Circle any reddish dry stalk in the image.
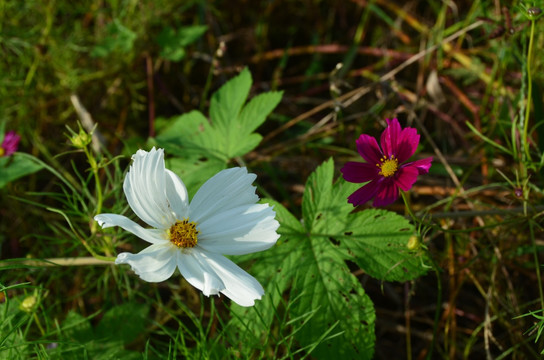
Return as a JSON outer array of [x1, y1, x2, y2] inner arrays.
[[250, 44, 413, 63]]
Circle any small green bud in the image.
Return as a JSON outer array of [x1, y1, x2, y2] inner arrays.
[[407, 236, 421, 251], [71, 128, 92, 149], [19, 295, 38, 313]]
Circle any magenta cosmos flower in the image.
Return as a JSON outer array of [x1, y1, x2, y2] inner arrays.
[[341, 118, 432, 207], [0, 131, 20, 157]]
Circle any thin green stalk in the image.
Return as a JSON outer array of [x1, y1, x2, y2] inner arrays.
[[521, 13, 543, 312], [523, 18, 536, 162], [400, 191, 418, 224], [401, 191, 442, 360], [84, 146, 103, 234], [32, 312, 45, 336]]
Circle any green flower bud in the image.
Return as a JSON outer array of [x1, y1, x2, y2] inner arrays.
[[71, 128, 92, 149], [19, 295, 38, 313]]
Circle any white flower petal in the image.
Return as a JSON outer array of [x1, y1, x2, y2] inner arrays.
[[178, 249, 264, 306], [198, 204, 279, 255], [177, 250, 224, 296], [116, 243, 177, 282], [123, 148, 176, 229], [94, 214, 168, 244], [165, 169, 189, 219], [189, 167, 258, 223], [202, 250, 265, 307]]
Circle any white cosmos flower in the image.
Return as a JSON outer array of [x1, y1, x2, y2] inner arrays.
[[94, 147, 280, 307]]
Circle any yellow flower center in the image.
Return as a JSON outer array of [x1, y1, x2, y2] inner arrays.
[[377, 156, 398, 177], [0, 148, 4, 157], [168, 219, 199, 248]]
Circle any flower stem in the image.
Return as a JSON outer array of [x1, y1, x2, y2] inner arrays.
[[400, 191, 418, 224], [401, 190, 441, 359], [84, 146, 103, 234], [0, 257, 115, 267], [33, 312, 46, 336], [522, 18, 536, 163], [521, 16, 543, 310]]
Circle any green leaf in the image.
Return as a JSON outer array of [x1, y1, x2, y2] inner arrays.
[[157, 25, 207, 61], [228, 159, 429, 358], [290, 237, 376, 359], [210, 68, 252, 137], [302, 158, 358, 234], [156, 110, 229, 162], [296, 159, 376, 358], [91, 19, 136, 58], [0, 153, 43, 189], [155, 68, 282, 162], [165, 155, 226, 198], [302, 160, 428, 282], [340, 209, 429, 282], [228, 161, 376, 358]]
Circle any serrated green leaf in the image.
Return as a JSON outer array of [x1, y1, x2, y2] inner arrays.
[[156, 110, 228, 162], [341, 209, 429, 282], [210, 68, 252, 135], [230, 163, 376, 358], [156, 68, 282, 161], [302, 159, 428, 282], [302, 158, 358, 233], [237, 92, 283, 133], [295, 159, 376, 358], [0, 153, 43, 189], [291, 236, 376, 359], [229, 133, 262, 160]]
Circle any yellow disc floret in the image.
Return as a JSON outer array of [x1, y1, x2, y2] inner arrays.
[[377, 155, 398, 177], [169, 219, 199, 248]]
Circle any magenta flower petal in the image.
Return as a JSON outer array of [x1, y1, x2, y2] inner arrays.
[[396, 127, 420, 163], [342, 118, 432, 207], [373, 181, 399, 207], [341, 161, 379, 183], [1, 131, 20, 156], [394, 166, 419, 191], [380, 118, 402, 157], [355, 134, 382, 164], [347, 180, 380, 206], [407, 157, 433, 175]]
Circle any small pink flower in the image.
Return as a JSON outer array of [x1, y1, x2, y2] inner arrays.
[[341, 118, 432, 207], [1, 131, 20, 157]]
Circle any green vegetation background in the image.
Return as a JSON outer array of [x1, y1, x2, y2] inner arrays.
[[2, 0, 544, 359]]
